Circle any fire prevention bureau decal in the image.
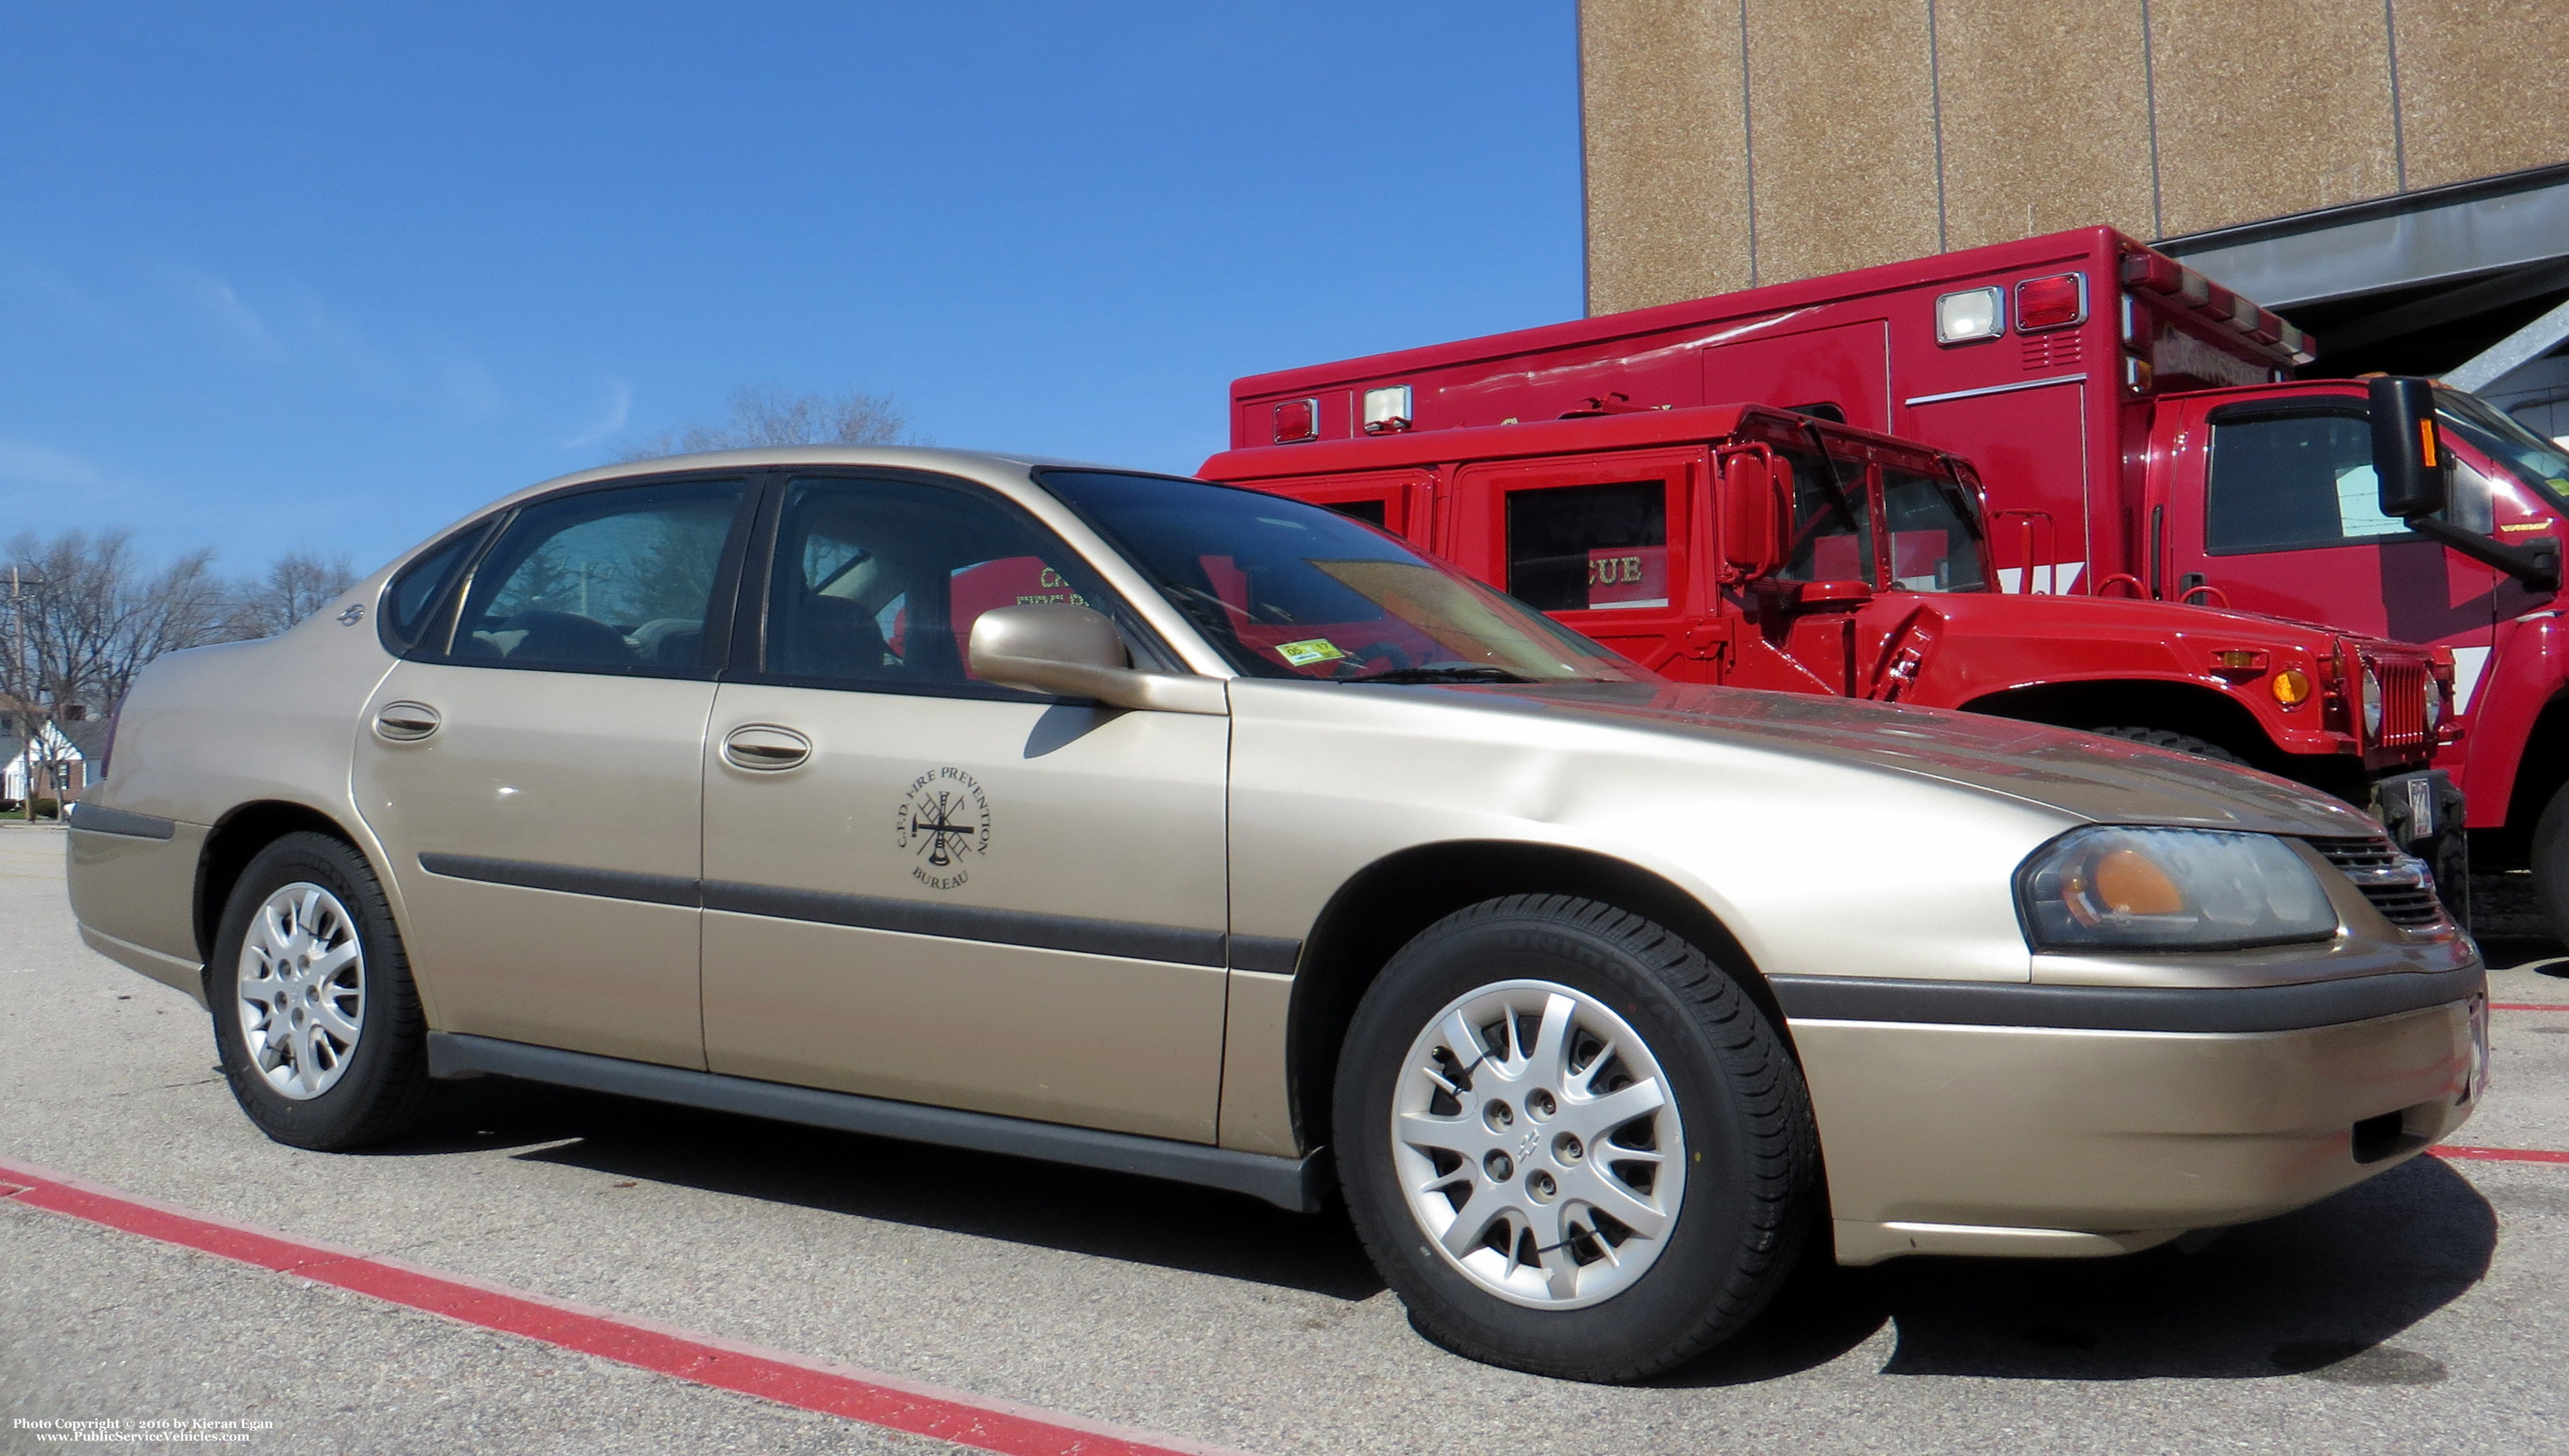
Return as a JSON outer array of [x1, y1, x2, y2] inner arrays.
[[897, 767, 992, 890]]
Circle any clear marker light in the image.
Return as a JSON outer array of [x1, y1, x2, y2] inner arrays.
[[1936, 287, 2005, 343]]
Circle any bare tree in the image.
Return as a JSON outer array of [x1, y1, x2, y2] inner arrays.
[[2, 530, 233, 813], [229, 548, 359, 638], [612, 383, 916, 463]]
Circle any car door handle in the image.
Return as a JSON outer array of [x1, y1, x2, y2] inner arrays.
[[721, 724, 812, 772], [374, 702, 441, 742]]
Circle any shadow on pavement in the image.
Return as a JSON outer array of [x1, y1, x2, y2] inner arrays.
[[1665, 1153, 2495, 1386], [367, 1068, 2494, 1371], [387, 1075, 1388, 1302]]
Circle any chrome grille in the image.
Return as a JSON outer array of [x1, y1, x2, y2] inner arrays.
[[2369, 657, 2429, 750], [2304, 835, 2445, 928]]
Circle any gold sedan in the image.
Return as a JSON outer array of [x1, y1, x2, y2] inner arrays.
[[66, 449, 2485, 1381]]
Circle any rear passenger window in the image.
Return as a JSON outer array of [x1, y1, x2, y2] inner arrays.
[[762, 475, 1119, 691], [449, 479, 746, 673], [1504, 480, 1670, 612], [380, 522, 491, 654]]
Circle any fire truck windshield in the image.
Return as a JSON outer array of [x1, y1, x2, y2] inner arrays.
[[1040, 469, 1651, 684], [2437, 390, 2569, 516], [1880, 467, 1989, 592]]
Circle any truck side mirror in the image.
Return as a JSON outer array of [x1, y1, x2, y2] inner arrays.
[[1719, 450, 1789, 578], [2370, 375, 2450, 520]]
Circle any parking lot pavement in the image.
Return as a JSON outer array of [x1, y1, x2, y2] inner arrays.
[[6, 821, 2566, 1455]]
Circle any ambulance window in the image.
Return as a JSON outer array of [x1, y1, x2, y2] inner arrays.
[[1504, 480, 1670, 613], [2205, 412, 2410, 552]]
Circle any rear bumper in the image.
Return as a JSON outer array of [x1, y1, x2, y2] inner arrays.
[[1780, 968, 2483, 1264]]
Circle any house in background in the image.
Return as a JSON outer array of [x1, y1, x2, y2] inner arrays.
[[1, 720, 104, 807]]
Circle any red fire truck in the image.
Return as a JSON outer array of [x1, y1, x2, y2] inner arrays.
[[1205, 227, 2532, 907], [1199, 397, 2459, 902]]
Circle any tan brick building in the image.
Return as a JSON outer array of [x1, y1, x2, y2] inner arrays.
[[1580, 0, 2569, 433]]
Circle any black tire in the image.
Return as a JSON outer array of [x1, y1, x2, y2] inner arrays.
[[2088, 724, 2247, 765], [1333, 894, 1817, 1382], [209, 831, 434, 1150], [2530, 781, 2569, 947]]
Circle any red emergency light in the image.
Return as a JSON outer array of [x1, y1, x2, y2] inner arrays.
[[1273, 397, 1319, 444], [2015, 274, 2086, 331]]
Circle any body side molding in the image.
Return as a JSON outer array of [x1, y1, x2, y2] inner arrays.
[[1770, 964, 2485, 1034], [416, 852, 1298, 972], [63, 803, 178, 839], [424, 1032, 1326, 1212]]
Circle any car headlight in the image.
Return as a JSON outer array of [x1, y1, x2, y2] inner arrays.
[[2018, 827, 2339, 952], [2360, 665, 2384, 738], [2425, 683, 2445, 734]]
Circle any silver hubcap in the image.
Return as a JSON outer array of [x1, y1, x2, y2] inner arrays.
[[235, 882, 366, 1100], [1392, 979, 1686, 1309]]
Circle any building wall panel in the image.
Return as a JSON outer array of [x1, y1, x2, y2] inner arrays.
[[1934, 0, 2156, 251]]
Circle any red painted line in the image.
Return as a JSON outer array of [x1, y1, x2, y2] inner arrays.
[[2434, 1144, 2569, 1165], [0, 1157, 1250, 1456], [2491, 1002, 2569, 1012]]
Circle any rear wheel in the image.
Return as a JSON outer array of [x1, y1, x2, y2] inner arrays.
[[1334, 894, 1817, 1382], [209, 832, 434, 1150], [2088, 725, 2246, 764]]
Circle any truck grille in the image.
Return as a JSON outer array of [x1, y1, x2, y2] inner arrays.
[[2303, 835, 2446, 928], [2370, 657, 2429, 750]]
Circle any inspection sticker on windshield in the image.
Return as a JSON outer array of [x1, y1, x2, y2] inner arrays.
[[1276, 637, 1347, 667]]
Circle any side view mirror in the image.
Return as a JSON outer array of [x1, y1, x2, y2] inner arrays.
[[1718, 449, 1791, 578], [2370, 375, 2451, 520], [966, 604, 1228, 715], [2368, 375, 2560, 590]]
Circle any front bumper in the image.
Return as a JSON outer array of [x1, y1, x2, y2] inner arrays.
[[1778, 966, 2483, 1265]]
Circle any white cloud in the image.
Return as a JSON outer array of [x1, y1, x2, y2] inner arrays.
[[562, 378, 632, 447], [181, 272, 282, 359], [0, 439, 108, 491]]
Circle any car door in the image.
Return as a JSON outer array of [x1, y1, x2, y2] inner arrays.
[[2160, 397, 2500, 657], [697, 470, 1230, 1142], [354, 474, 751, 1069]]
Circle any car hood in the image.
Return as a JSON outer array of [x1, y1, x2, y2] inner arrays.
[[1410, 680, 2383, 838]]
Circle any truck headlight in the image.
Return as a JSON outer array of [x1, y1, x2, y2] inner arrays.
[[2018, 827, 2338, 951], [2360, 666, 2385, 738]]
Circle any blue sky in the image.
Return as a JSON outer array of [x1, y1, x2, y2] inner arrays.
[[0, 3, 1581, 579]]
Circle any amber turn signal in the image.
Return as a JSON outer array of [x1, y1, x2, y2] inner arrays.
[[2271, 667, 2313, 708], [2090, 848, 2186, 917]]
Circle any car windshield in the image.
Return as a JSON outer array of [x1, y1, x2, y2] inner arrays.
[[2438, 389, 2569, 516], [1879, 467, 1988, 591], [1038, 470, 1652, 683]]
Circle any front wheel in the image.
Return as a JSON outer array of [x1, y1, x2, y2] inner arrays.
[[209, 832, 434, 1150], [1333, 894, 1817, 1382], [2528, 781, 2569, 947]]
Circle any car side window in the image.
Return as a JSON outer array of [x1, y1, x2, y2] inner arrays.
[[2205, 413, 2398, 552], [2207, 411, 2499, 556], [448, 478, 746, 673], [1504, 480, 1670, 612], [1775, 445, 1876, 585], [379, 522, 492, 655], [763, 475, 1119, 690]]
